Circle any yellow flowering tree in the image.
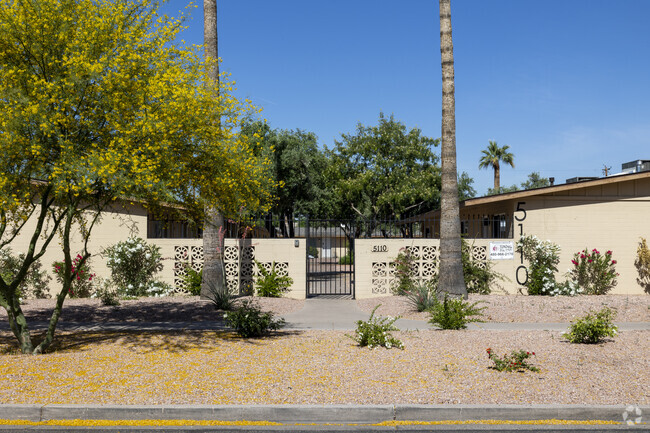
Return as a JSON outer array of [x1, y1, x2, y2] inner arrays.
[[0, 0, 274, 354]]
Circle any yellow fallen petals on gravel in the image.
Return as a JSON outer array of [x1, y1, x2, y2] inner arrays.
[[1, 330, 648, 405]]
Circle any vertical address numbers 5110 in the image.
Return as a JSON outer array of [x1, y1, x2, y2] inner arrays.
[[515, 201, 528, 286]]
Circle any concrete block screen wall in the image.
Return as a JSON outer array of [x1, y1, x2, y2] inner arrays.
[[354, 239, 516, 298], [163, 238, 306, 299]]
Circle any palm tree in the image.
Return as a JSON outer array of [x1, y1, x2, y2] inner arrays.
[[479, 140, 515, 192], [438, 0, 467, 298], [201, 0, 226, 299]]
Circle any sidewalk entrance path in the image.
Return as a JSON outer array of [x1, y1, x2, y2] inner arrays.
[[281, 298, 430, 330]]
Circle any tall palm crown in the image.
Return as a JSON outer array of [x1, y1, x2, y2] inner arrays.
[[478, 140, 515, 191]]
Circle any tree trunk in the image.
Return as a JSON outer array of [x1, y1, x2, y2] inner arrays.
[[438, 0, 467, 298], [6, 298, 34, 353], [494, 164, 500, 191], [201, 0, 226, 299]]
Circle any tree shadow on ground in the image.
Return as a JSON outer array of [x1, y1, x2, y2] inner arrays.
[[0, 328, 303, 355], [0, 298, 224, 323]]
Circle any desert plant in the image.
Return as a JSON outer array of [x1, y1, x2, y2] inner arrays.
[[349, 305, 404, 349], [183, 265, 202, 296], [392, 247, 416, 295], [307, 246, 319, 258], [635, 238, 650, 294], [487, 348, 539, 372], [563, 307, 618, 344], [52, 255, 95, 298], [404, 279, 439, 312], [92, 277, 120, 306], [428, 293, 485, 330], [223, 299, 285, 337], [254, 261, 293, 297], [211, 289, 235, 311], [568, 248, 618, 295], [102, 237, 168, 297], [0, 248, 51, 300]]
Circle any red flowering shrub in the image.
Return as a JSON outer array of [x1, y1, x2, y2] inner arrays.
[[568, 248, 618, 295], [487, 348, 539, 372]]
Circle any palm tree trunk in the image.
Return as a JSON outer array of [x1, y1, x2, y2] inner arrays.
[[494, 164, 500, 191], [201, 0, 226, 299], [438, 0, 467, 298]]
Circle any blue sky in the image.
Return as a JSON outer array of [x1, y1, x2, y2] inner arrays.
[[160, 0, 650, 196]]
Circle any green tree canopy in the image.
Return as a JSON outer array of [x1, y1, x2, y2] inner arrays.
[[241, 121, 329, 236], [520, 172, 550, 190], [0, 0, 274, 353], [327, 113, 441, 222]]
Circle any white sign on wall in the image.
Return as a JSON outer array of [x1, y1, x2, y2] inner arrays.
[[489, 241, 514, 260]]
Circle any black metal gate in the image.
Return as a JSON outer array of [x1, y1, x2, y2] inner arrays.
[[305, 219, 354, 297]]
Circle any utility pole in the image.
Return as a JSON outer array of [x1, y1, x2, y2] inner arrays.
[[602, 164, 612, 176]]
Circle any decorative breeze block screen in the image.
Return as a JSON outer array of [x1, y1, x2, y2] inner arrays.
[[370, 245, 487, 294], [173, 245, 288, 295]]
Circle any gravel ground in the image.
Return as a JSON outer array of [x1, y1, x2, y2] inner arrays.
[[357, 294, 650, 323], [0, 294, 648, 406], [0, 329, 647, 405], [4, 294, 648, 324]]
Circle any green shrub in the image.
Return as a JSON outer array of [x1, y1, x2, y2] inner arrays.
[[102, 237, 168, 297], [92, 277, 120, 306], [563, 307, 618, 344], [404, 279, 439, 312], [636, 238, 650, 294], [516, 234, 566, 296], [183, 265, 202, 296], [568, 248, 618, 295], [52, 255, 95, 298], [428, 293, 485, 330], [223, 299, 285, 337], [349, 305, 404, 349], [339, 252, 354, 265], [254, 261, 293, 297], [392, 248, 416, 295], [486, 348, 539, 372], [462, 240, 505, 294], [307, 246, 319, 258], [0, 248, 51, 299]]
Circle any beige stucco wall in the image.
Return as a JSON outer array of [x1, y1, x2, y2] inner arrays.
[[5, 201, 148, 296], [354, 238, 516, 298], [519, 195, 649, 295]]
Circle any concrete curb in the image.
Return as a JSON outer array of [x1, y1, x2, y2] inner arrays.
[[1, 404, 646, 424]]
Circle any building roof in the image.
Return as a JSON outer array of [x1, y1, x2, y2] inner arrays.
[[407, 170, 650, 220]]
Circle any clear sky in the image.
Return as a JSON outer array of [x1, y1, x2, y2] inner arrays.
[[159, 0, 650, 196]]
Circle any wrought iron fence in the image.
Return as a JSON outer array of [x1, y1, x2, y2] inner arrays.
[[219, 215, 514, 240]]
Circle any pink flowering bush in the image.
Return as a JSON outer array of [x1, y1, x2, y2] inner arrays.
[[52, 254, 95, 298], [568, 248, 618, 295]]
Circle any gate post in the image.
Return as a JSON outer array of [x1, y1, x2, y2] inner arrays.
[[305, 216, 310, 298]]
